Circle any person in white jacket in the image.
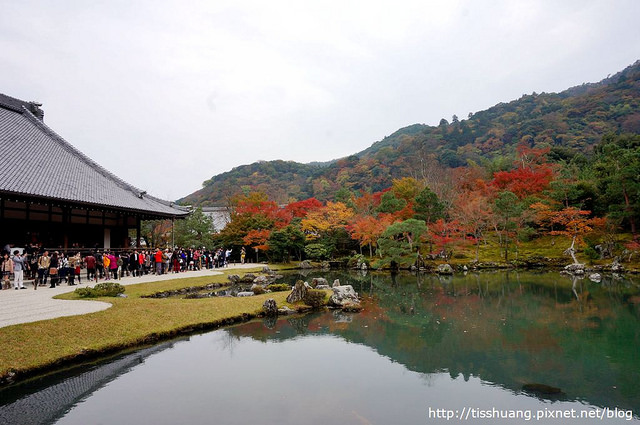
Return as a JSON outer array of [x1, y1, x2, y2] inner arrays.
[[11, 250, 27, 289]]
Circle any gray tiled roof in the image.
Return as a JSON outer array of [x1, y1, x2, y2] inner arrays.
[[0, 93, 189, 217]]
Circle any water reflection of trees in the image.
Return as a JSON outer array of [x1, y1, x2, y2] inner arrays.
[[236, 270, 640, 412]]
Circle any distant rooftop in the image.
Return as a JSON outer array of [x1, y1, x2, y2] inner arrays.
[[0, 93, 188, 217]]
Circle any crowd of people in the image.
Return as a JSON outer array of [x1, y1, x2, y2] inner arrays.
[[1, 245, 236, 290]]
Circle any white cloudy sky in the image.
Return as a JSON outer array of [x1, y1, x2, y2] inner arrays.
[[2, 0, 639, 201]]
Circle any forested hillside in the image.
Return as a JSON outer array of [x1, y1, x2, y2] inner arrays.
[[179, 60, 640, 206]]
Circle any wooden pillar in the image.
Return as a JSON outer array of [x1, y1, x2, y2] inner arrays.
[[136, 217, 141, 248]]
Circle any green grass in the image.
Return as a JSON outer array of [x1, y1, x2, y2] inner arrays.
[[0, 267, 310, 384]]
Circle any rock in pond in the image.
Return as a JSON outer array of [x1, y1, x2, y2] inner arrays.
[[311, 277, 328, 288], [589, 273, 602, 283], [564, 263, 585, 274], [329, 285, 360, 308], [436, 264, 454, 275]]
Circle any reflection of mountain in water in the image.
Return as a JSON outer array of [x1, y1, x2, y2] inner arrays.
[[229, 271, 640, 412], [0, 342, 176, 425]]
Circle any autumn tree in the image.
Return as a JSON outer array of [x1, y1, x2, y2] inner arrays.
[[391, 177, 422, 202], [347, 214, 394, 257], [451, 191, 493, 261], [491, 141, 554, 199], [428, 219, 468, 260], [284, 197, 323, 218], [301, 201, 355, 258], [532, 203, 606, 264]]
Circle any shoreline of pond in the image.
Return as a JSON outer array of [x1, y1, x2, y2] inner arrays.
[[0, 264, 636, 389]]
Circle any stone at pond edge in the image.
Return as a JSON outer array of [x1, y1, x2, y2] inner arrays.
[[227, 274, 241, 283], [332, 279, 341, 288], [299, 260, 312, 269], [286, 280, 308, 303], [253, 275, 270, 285], [610, 260, 624, 273], [341, 301, 363, 312], [589, 273, 602, 283], [311, 277, 328, 288], [564, 263, 585, 274], [329, 285, 360, 308], [436, 264, 454, 275], [263, 298, 278, 317], [240, 273, 257, 283], [278, 306, 295, 315], [237, 291, 254, 297]]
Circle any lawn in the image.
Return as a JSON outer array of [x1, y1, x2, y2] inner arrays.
[[0, 267, 296, 385]]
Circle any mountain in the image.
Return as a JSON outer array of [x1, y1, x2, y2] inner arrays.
[[179, 60, 640, 206]]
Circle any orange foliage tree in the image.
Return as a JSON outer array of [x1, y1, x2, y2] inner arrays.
[[531, 203, 606, 264], [451, 191, 493, 261], [301, 201, 355, 240], [347, 214, 394, 257]]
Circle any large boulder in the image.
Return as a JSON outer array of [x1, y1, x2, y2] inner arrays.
[[286, 280, 309, 303], [299, 260, 312, 269], [610, 260, 624, 273], [311, 277, 328, 288], [278, 306, 296, 315], [436, 264, 454, 275], [263, 299, 278, 317], [227, 274, 241, 284], [329, 285, 360, 308], [253, 275, 270, 285], [564, 263, 585, 275], [240, 273, 257, 283]]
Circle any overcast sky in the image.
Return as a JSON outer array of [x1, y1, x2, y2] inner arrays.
[[2, 0, 639, 201]]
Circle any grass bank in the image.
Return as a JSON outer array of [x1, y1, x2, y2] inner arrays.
[[0, 267, 301, 386]]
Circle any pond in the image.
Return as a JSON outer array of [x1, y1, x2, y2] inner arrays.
[[1, 271, 639, 424]]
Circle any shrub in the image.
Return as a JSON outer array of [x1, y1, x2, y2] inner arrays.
[[251, 285, 266, 295], [347, 254, 369, 268], [303, 289, 327, 308], [304, 243, 329, 260], [266, 283, 291, 292], [75, 281, 125, 298]]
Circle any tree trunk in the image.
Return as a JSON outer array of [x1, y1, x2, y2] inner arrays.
[[564, 235, 579, 264]]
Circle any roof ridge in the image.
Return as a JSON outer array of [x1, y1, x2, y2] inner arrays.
[[20, 106, 148, 198]]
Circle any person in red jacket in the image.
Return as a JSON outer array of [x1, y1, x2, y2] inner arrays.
[[138, 251, 145, 275], [84, 253, 96, 281], [154, 248, 163, 275]]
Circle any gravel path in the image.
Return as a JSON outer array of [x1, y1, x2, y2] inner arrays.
[[0, 263, 262, 328]]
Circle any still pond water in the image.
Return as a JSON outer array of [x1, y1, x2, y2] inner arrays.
[[1, 271, 639, 425]]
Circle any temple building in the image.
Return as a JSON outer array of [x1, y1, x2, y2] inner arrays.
[[0, 93, 189, 250]]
